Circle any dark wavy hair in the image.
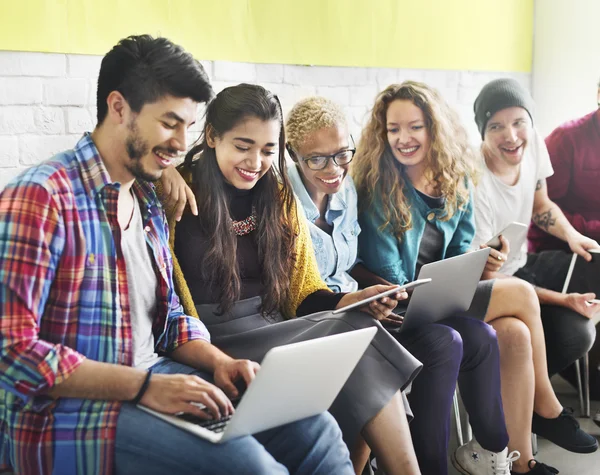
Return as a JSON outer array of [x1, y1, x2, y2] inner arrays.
[[180, 84, 296, 315], [96, 35, 213, 124]]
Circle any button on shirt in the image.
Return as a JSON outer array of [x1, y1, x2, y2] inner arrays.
[[0, 134, 210, 474], [288, 164, 360, 293]]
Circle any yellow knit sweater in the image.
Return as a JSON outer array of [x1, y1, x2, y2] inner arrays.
[[156, 178, 331, 320]]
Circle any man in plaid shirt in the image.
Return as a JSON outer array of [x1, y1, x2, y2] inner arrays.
[[0, 35, 352, 475]]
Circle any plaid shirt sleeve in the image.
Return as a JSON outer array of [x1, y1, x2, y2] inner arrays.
[[153, 207, 211, 354], [158, 291, 211, 354], [0, 181, 85, 406]]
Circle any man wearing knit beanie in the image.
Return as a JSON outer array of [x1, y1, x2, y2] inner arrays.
[[474, 78, 535, 140], [470, 78, 599, 474]]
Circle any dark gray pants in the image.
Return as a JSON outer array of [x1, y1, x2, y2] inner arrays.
[[514, 251, 596, 377], [195, 297, 422, 445]]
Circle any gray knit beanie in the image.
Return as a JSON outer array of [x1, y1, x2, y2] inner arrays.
[[474, 78, 534, 139]]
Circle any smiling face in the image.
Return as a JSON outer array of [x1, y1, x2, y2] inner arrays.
[[482, 106, 531, 168], [386, 99, 430, 171], [294, 124, 351, 198], [208, 116, 280, 190], [122, 95, 198, 182]]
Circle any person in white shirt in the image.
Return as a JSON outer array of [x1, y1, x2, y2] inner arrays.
[[471, 78, 599, 472]]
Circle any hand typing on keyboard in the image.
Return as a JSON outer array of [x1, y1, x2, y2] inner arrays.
[[189, 392, 243, 412], [178, 396, 243, 433], [140, 373, 234, 421], [213, 358, 260, 398], [176, 411, 233, 433]]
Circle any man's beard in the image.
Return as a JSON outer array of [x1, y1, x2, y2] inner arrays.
[[124, 118, 160, 182]]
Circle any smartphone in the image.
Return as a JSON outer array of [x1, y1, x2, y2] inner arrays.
[[486, 222, 528, 250], [332, 278, 432, 314]]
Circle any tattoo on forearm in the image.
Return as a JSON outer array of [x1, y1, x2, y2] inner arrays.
[[535, 179, 544, 191], [533, 209, 556, 231]]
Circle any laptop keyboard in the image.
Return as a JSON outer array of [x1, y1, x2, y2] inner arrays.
[[175, 396, 242, 433], [176, 412, 233, 433]]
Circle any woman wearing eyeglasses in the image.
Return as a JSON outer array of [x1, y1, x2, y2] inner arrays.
[[285, 97, 408, 298], [286, 98, 412, 473], [285, 97, 363, 293]]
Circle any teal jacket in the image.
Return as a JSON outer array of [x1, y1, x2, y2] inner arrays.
[[358, 175, 475, 285]]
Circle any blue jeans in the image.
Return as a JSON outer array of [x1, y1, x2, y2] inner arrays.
[[114, 359, 353, 475]]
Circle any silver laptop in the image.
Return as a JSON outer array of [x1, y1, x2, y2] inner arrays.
[[399, 248, 491, 332], [138, 327, 376, 443]]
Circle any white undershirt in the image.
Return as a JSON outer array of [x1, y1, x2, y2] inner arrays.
[[472, 128, 554, 275], [121, 194, 162, 369]]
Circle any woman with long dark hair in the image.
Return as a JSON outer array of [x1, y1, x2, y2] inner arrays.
[[160, 83, 423, 475]]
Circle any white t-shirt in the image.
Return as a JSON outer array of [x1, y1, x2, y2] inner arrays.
[[121, 194, 162, 369], [472, 128, 554, 276]]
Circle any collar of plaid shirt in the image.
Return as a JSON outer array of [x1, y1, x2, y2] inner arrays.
[[0, 134, 209, 474]]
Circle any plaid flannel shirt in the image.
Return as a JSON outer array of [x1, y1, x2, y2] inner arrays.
[[0, 134, 210, 474]]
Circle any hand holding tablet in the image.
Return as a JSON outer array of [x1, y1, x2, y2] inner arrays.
[[486, 222, 528, 250], [332, 278, 432, 314]]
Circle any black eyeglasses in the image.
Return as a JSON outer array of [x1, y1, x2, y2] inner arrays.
[[288, 136, 356, 170]]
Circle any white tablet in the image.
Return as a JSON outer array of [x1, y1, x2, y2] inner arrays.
[[486, 222, 528, 250], [332, 278, 432, 314]]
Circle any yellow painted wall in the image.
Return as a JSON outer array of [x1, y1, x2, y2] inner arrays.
[[0, 0, 533, 72]]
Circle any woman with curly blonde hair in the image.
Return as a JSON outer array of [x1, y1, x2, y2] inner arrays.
[[353, 81, 567, 475], [353, 82, 478, 239], [350, 82, 517, 474]]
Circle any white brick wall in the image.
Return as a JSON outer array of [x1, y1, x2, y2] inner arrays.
[[0, 51, 531, 191]]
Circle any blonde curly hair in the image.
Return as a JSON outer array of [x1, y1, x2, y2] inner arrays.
[[286, 96, 347, 151], [352, 81, 478, 239]]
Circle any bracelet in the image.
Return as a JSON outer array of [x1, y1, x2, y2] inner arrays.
[[131, 368, 153, 405]]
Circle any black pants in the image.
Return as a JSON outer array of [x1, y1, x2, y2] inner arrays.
[[390, 316, 507, 475], [560, 322, 600, 400], [514, 251, 597, 380]]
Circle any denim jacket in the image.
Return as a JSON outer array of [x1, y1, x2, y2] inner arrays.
[[288, 164, 360, 292]]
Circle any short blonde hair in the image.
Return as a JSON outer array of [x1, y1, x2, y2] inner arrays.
[[286, 96, 347, 151]]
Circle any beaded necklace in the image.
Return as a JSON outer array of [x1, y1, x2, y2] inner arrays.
[[231, 207, 257, 236]]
